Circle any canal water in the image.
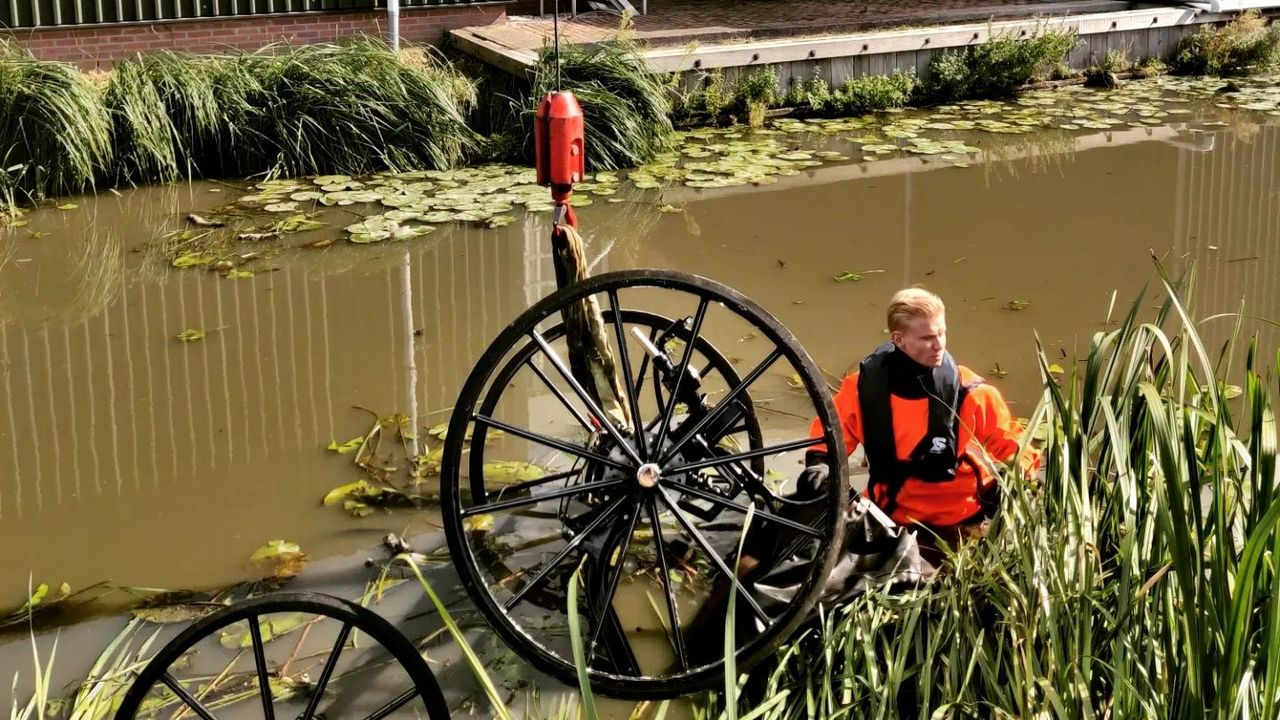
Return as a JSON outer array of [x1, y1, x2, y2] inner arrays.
[[1, 76, 1278, 714]]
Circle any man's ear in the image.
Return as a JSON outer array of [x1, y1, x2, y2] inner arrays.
[[889, 329, 902, 346]]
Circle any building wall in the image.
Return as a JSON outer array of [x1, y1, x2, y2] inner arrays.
[[3, 3, 508, 69]]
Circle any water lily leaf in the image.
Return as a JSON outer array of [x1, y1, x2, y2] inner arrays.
[[219, 613, 309, 648], [483, 461, 547, 483], [327, 436, 363, 454], [264, 202, 299, 213], [464, 515, 494, 533], [290, 191, 323, 202], [176, 329, 205, 343], [250, 539, 308, 578], [348, 232, 389, 244], [484, 216, 515, 229]]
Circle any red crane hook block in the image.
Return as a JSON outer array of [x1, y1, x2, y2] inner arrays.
[[534, 91, 585, 228]]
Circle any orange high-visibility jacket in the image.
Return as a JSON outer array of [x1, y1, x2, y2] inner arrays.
[[808, 364, 1036, 527]]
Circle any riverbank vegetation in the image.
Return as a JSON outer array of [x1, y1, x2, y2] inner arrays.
[[2, 12, 1278, 214]]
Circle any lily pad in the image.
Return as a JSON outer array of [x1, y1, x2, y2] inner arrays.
[[219, 613, 310, 648]]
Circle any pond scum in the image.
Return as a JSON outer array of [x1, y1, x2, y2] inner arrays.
[[7, 267, 1280, 719]]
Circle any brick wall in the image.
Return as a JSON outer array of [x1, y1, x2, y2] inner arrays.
[[4, 3, 509, 69]]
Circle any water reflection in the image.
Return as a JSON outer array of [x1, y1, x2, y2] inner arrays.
[[0, 115, 1276, 610]]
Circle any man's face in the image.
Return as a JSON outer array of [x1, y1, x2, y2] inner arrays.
[[892, 313, 947, 367]]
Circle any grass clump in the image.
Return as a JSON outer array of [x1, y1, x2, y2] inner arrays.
[[1084, 48, 1131, 88], [521, 37, 675, 171], [1172, 10, 1280, 77], [0, 43, 112, 207], [919, 29, 1079, 102]]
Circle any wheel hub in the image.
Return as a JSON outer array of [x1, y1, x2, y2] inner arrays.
[[635, 462, 661, 488]]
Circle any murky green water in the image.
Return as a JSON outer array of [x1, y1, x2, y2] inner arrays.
[[2, 76, 1278, 713]]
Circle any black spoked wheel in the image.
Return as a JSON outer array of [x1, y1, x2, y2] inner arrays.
[[114, 593, 449, 720], [440, 270, 848, 699]]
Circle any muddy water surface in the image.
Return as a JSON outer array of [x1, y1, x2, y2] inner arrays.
[[2, 80, 1279, 713]]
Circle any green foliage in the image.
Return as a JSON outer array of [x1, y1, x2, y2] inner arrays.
[[1172, 10, 1280, 77], [735, 68, 780, 125], [919, 29, 1079, 102], [0, 43, 112, 204], [702, 266, 1280, 719], [826, 71, 916, 114], [523, 37, 675, 170], [2, 40, 477, 205]]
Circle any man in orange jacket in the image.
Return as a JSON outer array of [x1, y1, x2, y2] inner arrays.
[[802, 287, 1037, 547]]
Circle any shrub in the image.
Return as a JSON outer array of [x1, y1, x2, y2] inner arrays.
[[827, 71, 917, 114], [919, 29, 1079, 102], [1171, 10, 1280, 77]]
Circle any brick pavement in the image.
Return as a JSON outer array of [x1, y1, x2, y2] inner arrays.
[[482, 0, 1144, 49]]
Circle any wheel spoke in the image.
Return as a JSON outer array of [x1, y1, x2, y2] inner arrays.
[[587, 506, 643, 654], [361, 688, 417, 720], [665, 437, 824, 476], [646, 496, 689, 672], [503, 495, 630, 611], [525, 358, 596, 432], [608, 294, 648, 461], [530, 330, 642, 467], [667, 482, 823, 538], [161, 673, 220, 720], [299, 622, 353, 720], [472, 414, 630, 473], [631, 326, 660, 404], [657, 488, 771, 626], [462, 477, 628, 517], [248, 617, 276, 720], [659, 348, 783, 466], [653, 299, 709, 456]]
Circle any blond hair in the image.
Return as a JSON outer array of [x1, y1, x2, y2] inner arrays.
[[887, 288, 945, 332]]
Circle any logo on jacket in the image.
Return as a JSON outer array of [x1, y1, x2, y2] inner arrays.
[[929, 437, 949, 454]]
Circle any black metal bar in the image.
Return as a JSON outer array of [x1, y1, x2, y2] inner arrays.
[[653, 299, 708, 456], [530, 329, 642, 467], [608, 292, 648, 461], [659, 349, 783, 466], [657, 488, 770, 625], [248, 617, 276, 720], [525, 357, 596, 433], [160, 673, 220, 720], [502, 494, 629, 610], [300, 622, 352, 720], [461, 477, 627, 517], [646, 496, 688, 671], [471, 414, 630, 473], [668, 482, 823, 538], [665, 437, 823, 476], [587, 505, 642, 653], [361, 688, 417, 720]]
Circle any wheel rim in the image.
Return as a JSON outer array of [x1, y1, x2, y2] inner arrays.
[[440, 270, 848, 699], [114, 593, 449, 720]]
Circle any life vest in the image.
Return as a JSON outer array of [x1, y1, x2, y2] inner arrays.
[[856, 342, 982, 516]]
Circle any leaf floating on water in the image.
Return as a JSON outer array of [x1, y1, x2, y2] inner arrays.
[[657, 204, 684, 214], [482, 461, 547, 483], [787, 373, 805, 390], [56, 203, 78, 210], [834, 271, 863, 282], [176, 329, 205, 343], [224, 269, 254, 279], [263, 202, 299, 213], [1003, 300, 1032, 311], [132, 595, 224, 624], [219, 613, 309, 649], [1047, 363, 1065, 375], [250, 539, 308, 578], [464, 514, 494, 533], [327, 436, 364, 454], [989, 363, 1009, 379]]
